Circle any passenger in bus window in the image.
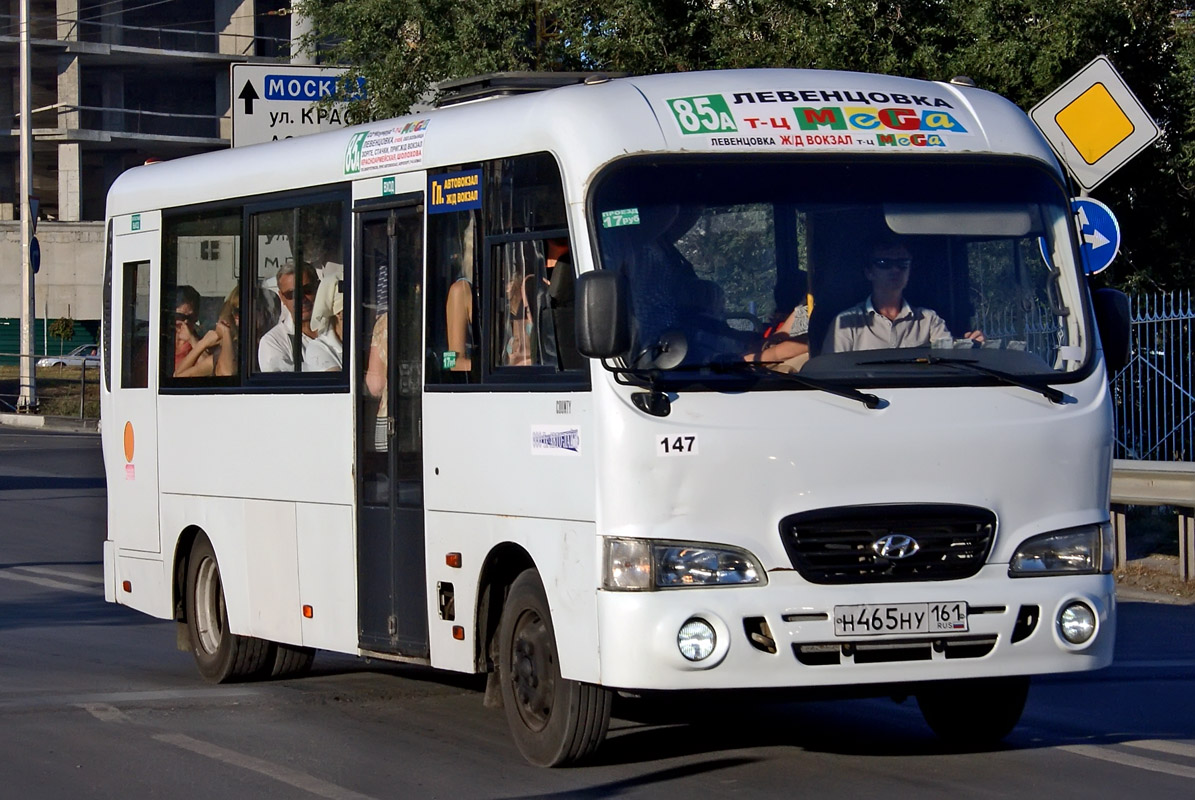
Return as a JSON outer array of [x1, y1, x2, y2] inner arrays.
[[445, 273, 475, 371], [175, 287, 238, 377], [258, 261, 343, 372], [745, 295, 812, 371], [503, 272, 536, 366], [172, 285, 204, 377], [535, 237, 577, 367], [366, 312, 389, 450], [823, 239, 984, 353]]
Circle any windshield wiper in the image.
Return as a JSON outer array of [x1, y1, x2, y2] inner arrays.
[[713, 361, 885, 409], [859, 354, 1068, 404]]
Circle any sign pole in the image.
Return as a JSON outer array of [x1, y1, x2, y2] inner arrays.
[[18, 0, 37, 412]]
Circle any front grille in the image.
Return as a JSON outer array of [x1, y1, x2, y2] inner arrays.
[[779, 504, 996, 584]]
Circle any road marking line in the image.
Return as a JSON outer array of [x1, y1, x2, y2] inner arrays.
[[1061, 744, 1195, 780], [1123, 739, 1195, 759], [154, 733, 379, 800], [0, 570, 97, 594], [1112, 660, 1195, 669], [79, 703, 131, 723], [19, 565, 104, 584], [0, 688, 259, 711]]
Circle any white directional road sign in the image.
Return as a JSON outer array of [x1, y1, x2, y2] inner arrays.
[[1031, 55, 1159, 191], [231, 64, 361, 148]]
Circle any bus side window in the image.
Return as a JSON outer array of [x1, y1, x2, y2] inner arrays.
[[427, 208, 480, 384], [161, 210, 242, 385], [250, 200, 346, 376], [120, 261, 150, 389]]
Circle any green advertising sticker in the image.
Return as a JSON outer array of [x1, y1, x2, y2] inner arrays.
[[602, 208, 641, 228], [442, 350, 458, 369]]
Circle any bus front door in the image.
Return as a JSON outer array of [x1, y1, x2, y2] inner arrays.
[[356, 197, 428, 658]]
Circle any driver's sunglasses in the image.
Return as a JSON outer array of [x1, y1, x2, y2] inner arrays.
[[175, 311, 197, 323], [871, 257, 911, 271], [280, 283, 317, 301]]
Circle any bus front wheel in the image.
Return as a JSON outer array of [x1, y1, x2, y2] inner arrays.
[[916, 675, 1029, 746], [184, 536, 271, 683], [498, 569, 611, 766]]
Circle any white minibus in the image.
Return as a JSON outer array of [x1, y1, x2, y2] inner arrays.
[[101, 68, 1130, 765]]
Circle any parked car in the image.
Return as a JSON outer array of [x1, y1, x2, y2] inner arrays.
[[37, 344, 100, 368]]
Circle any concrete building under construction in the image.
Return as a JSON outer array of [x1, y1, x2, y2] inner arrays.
[[1, 0, 294, 357]]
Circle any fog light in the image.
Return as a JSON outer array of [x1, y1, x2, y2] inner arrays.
[[677, 618, 716, 661], [1058, 602, 1096, 644]]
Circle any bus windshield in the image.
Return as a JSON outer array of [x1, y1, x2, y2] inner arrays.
[[591, 156, 1088, 387]]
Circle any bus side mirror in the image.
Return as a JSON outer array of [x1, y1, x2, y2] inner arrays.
[[576, 271, 630, 359], [1092, 287, 1130, 375]]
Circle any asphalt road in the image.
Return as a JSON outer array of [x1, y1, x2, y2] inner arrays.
[[1, 427, 1193, 799]]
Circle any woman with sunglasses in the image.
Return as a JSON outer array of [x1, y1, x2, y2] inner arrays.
[[171, 285, 208, 377], [823, 238, 983, 353]]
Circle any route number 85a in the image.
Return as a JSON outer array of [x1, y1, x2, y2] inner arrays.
[[666, 95, 737, 135]]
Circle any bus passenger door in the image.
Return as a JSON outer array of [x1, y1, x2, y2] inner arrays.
[[107, 216, 162, 555], [356, 196, 428, 657]]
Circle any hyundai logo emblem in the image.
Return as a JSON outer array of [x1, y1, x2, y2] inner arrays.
[[872, 533, 920, 559]]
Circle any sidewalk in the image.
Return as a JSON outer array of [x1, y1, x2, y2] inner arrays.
[[0, 412, 99, 433]]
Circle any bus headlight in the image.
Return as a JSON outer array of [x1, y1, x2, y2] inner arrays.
[[1009, 524, 1113, 577], [603, 538, 765, 590]]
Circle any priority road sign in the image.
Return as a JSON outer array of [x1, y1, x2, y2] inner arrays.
[[231, 64, 364, 148], [1030, 56, 1159, 192]]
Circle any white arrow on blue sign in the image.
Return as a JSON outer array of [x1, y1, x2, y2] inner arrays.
[[1072, 197, 1120, 275]]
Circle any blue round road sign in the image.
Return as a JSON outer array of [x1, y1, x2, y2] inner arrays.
[[30, 235, 40, 274], [1072, 198, 1120, 275]]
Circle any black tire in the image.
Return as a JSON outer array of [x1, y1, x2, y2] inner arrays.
[[184, 535, 271, 683], [270, 643, 315, 678], [498, 569, 611, 767], [916, 676, 1030, 747]]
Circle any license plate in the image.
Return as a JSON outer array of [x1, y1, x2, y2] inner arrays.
[[833, 602, 968, 636]]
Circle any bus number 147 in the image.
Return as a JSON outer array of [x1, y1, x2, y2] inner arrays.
[[658, 435, 698, 456]]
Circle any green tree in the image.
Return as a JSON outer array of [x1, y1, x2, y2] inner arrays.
[[48, 316, 75, 356]]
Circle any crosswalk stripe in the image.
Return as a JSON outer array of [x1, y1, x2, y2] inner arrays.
[[1060, 743, 1195, 780], [18, 565, 104, 584], [1123, 739, 1195, 759], [0, 570, 97, 594], [154, 733, 380, 800]]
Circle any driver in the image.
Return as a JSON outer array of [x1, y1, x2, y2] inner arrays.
[[823, 239, 983, 353]]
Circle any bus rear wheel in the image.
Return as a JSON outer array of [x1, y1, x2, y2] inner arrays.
[[498, 569, 611, 767], [916, 675, 1029, 747], [185, 536, 271, 683], [270, 643, 315, 678]]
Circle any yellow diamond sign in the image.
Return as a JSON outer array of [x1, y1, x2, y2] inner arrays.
[[1031, 56, 1158, 191]]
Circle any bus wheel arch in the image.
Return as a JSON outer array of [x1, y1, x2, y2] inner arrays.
[[172, 525, 204, 622], [476, 542, 536, 679], [182, 532, 271, 683], [497, 567, 612, 766]]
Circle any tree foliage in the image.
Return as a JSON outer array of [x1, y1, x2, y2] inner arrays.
[[297, 0, 1195, 289], [48, 317, 74, 353]]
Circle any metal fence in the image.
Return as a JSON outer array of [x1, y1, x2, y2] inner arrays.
[[1112, 290, 1194, 462]]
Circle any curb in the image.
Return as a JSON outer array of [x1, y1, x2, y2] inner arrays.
[[1116, 585, 1195, 606], [0, 412, 99, 433]]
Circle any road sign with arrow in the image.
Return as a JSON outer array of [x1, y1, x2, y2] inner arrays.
[[1072, 197, 1120, 275], [230, 63, 363, 148]]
